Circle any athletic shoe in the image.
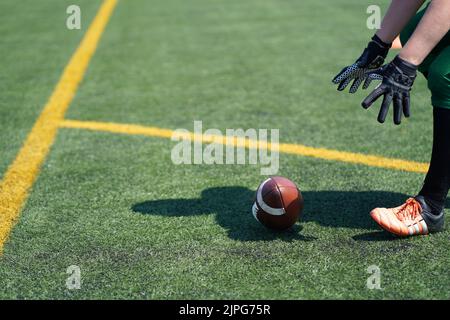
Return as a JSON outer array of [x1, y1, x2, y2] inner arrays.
[[370, 195, 444, 236]]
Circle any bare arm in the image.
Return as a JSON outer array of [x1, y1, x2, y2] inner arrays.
[[400, 0, 450, 65], [376, 0, 426, 43]]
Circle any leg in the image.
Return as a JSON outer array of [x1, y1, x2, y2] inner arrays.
[[418, 46, 450, 209], [369, 8, 450, 236], [370, 48, 450, 236]]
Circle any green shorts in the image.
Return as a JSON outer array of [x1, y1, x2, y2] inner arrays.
[[400, 3, 450, 108]]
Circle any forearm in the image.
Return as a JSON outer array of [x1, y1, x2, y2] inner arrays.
[[400, 0, 450, 65], [376, 0, 426, 43]]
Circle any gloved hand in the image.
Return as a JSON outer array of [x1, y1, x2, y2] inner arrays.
[[332, 34, 391, 93], [361, 55, 418, 125]]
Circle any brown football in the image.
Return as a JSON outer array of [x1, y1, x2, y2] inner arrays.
[[252, 176, 304, 230]]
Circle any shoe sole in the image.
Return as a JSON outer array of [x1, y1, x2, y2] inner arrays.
[[370, 211, 428, 237]]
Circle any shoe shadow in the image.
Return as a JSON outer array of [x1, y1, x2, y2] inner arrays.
[[131, 186, 434, 242], [352, 231, 399, 242]]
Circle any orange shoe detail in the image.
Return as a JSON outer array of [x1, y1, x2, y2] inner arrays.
[[370, 198, 429, 236]]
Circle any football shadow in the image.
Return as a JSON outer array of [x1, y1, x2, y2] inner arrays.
[[132, 186, 445, 241], [132, 186, 311, 242]]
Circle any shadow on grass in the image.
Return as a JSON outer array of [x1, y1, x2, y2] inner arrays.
[[352, 231, 399, 242], [131, 186, 438, 242], [132, 186, 312, 242]]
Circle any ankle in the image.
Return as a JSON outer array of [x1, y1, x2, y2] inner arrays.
[[417, 194, 444, 214]]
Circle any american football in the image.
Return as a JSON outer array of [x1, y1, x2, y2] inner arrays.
[[253, 176, 304, 230]]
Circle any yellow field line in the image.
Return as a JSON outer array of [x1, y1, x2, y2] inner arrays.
[[0, 0, 118, 253], [60, 119, 429, 174]]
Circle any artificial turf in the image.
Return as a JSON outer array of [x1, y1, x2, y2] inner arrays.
[[0, 0, 448, 299]]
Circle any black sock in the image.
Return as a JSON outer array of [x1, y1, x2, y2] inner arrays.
[[418, 107, 450, 212]]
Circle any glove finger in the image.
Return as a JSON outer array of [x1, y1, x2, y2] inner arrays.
[[393, 94, 402, 125], [368, 72, 383, 81], [362, 76, 373, 90], [332, 67, 351, 84], [362, 71, 383, 89], [333, 64, 358, 84], [337, 76, 353, 91], [377, 90, 393, 124], [402, 93, 411, 118], [361, 84, 386, 109], [349, 77, 364, 94]]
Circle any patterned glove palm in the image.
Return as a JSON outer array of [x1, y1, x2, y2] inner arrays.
[[332, 35, 391, 93], [362, 55, 418, 125]]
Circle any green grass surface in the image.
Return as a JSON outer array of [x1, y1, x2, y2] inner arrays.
[[0, 0, 100, 179], [0, 0, 448, 299]]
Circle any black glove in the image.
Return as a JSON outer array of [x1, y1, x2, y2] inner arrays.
[[332, 34, 391, 93], [362, 55, 418, 125]]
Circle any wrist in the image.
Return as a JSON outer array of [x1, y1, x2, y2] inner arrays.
[[373, 33, 392, 48], [393, 55, 418, 76], [398, 51, 422, 67]]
